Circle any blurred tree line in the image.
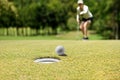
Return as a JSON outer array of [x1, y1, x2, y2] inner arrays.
[[0, 0, 120, 39]]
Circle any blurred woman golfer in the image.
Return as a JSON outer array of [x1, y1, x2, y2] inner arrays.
[[76, 0, 93, 40]]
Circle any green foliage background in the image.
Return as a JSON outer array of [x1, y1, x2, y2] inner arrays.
[[0, 0, 120, 39]]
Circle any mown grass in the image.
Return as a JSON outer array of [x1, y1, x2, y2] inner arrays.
[[0, 31, 104, 40], [0, 40, 120, 80]]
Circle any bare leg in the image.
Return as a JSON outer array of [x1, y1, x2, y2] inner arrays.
[[83, 20, 91, 38], [80, 22, 84, 37]]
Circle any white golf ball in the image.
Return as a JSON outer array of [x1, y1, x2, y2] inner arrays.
[[55, 45, 65, 55]]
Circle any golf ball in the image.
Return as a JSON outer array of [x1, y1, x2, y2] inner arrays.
[[55, 45, 65, 55]]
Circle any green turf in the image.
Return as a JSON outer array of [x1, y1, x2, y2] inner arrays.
[[0, 40, 120, 80], [0, 31, 104, 40]]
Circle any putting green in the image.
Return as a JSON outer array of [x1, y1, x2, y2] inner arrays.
[[0, 40, 120, 80]]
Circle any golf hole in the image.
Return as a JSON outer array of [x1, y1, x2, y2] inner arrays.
[[34, 57, 60, 64]]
